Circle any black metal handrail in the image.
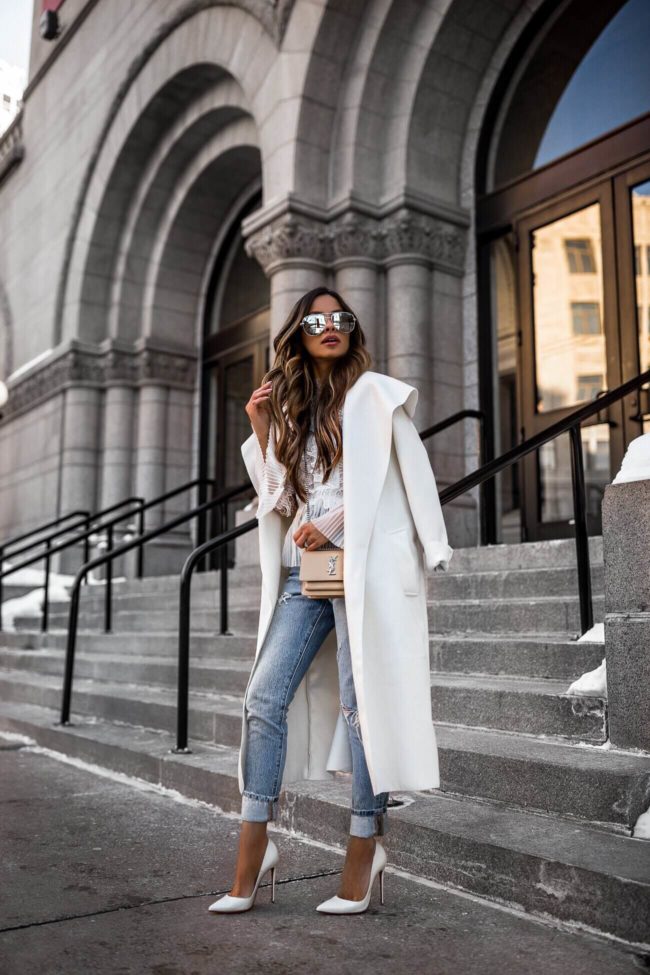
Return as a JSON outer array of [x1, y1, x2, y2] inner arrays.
[[0, 510, 90, 552], [0, 479, 216, 632], [438, 368, 650, 634], [57, 479, 254, 725], [171, 369, 649, 752], [0, 503, 142, 632], [1, 510, 90, 554]]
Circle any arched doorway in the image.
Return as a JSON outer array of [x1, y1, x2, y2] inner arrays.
[[199, 190, 270, 563], [477, 0, 650, 541]]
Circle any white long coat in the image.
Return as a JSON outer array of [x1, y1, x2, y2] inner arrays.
[[238, 369, 454, 795]]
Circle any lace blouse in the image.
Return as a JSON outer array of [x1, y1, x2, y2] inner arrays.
[[252, 400, 344, 568]]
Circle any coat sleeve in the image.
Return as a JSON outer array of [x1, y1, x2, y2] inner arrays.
[[392, 405, 454, 572], [241, 425, 297, 519]]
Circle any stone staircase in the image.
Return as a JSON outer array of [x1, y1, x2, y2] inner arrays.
[[1, 536, 649, 945]]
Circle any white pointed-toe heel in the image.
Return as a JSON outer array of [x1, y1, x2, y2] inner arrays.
[[208, 837, 279, 913], [316, 838, 386, 914]]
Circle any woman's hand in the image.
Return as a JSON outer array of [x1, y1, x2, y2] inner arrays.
[[245, 380, 273, 458], [293, 521, 329, 550]]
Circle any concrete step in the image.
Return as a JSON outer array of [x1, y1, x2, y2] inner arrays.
[[0, 653, 606, 743], [12, 606, 261, 634], [429, 633, 604, 679], [2, 628, 605, 680], [36, 563, 605, 610], [0, 677, 641, 825], [430, 673, 606, 742], [0, 628, 257, 657], [0, 647, 253, 694], [44, 579, 264, 614], [0, 699, 647, 946], [446, 537, 603, 572], [436, 724, 650, 829], [430, 595, 604, 635], [0, 660, 609, 769], [13, 593, 606, 638], [427, 564, 604, 600]]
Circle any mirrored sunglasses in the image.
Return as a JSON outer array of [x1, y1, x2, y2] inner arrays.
[[301, 311, 357, 335]]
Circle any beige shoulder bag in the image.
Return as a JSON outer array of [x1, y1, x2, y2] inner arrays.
[[298, 497, 344, 598]]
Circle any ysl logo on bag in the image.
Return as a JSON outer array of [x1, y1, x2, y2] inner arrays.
[[327, 554, 338, 576]]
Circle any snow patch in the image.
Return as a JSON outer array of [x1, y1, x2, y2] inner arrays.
[[566, 658, 607, 698], [577, 622, 604, 643], [633, 806, 650, 840], [611, 433, 650, 484], [1, 567, 75, 631]]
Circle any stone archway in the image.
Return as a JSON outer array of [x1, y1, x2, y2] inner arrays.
[[50, 4, 278, 538], [0, 277, 13, 381]]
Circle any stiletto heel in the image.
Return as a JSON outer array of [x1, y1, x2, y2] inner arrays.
[[316, 838, 387, 914], [208, 837, 279, 913]]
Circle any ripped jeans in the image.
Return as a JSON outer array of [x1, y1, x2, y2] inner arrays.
[[241, 565, 389, 837]]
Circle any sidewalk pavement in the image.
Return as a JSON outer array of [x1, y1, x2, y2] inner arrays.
[[1, 734, 648, 975]]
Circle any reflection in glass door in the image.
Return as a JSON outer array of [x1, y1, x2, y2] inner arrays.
[[489, 234, 522, 542], [517, 188, 623, 539], [631, 179, 650, 434]]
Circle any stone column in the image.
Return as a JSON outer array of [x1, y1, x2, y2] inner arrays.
[[100, 385, 136, 508], [57, 384, 102, 573], [385, 257, 432, 424], [59, 386, 102, 513], [333, 260, 384, 371], [134, 384, 168, 528], [270, 263, 327, 340], [242, 209, 330, 342], [602, 478, 650, 751]]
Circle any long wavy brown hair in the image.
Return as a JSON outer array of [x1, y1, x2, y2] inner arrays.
[[262, 287, 372, 503]]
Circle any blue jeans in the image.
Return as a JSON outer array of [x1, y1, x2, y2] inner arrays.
[[241, 566, 389, 837]]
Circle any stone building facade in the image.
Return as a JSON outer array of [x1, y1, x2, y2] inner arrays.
[[1, 0, 648, 570]]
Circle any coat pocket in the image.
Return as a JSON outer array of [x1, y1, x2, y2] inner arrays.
[[386, 526, 420, 596]]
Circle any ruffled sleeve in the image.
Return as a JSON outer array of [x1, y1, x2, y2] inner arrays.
[[310, 504, 344, 547], [253, 424, 298, 520]]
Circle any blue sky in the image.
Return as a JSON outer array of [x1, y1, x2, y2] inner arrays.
[[0, 1, 33, 78], [534, 0, 650, 166]]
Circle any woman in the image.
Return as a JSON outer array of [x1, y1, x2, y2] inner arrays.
[[209, 287, 453, 915]]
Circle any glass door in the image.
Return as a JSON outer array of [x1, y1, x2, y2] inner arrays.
[[516, 184, 626, 539], [614, 159, 650, 438], [203, 312, 270, 567]]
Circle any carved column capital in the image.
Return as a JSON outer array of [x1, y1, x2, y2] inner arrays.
[[243, 202, 466, 275]]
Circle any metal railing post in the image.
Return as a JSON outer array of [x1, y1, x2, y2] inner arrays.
[[137, 505, 145, 578], [42, 538, 52, 632], [59, 577, 83, 725], [569, 423, 593, 633], [173, 517, 256, 753], [220, 501, 229, 635], [105, 525, 113, 633], [0, 546, 4, 631], [83, 516, 91, 582], [175, 564, 193, 753]]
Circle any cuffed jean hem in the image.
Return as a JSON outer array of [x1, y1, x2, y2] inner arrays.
[[350, 809, 387, 838], [241, 792, 278, 823]]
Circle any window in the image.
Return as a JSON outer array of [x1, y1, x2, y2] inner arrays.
[[571, 302, 601, 334], [635, 245, 642, 275], [565, 239, 596, 273], [490, 0, 650, 188], [576, 374, 604, 401]]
